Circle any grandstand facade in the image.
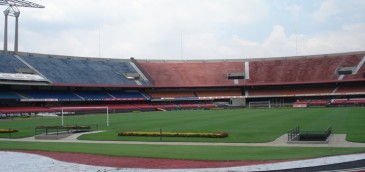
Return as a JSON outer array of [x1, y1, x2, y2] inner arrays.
[[1, 50, 365, 116]]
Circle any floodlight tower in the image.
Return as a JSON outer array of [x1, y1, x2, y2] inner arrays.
[[0, 0, 44, 53]]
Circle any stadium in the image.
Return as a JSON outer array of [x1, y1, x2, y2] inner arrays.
[[1, 0, 365, 172]]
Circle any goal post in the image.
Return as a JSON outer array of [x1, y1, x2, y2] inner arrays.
[[248, 101, 271, 108], [52, 106, 110, 127]]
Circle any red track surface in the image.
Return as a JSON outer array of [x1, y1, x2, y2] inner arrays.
[[12, 150, 284, 169]]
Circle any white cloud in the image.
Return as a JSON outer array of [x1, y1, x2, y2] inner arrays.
[[312, 0, 339, 21], [230, 23, 365, 59], [300, 23, 365, 54], [312, 0, 365, 22], [14, 0, 270, 59], [1, 0, 365, 60]]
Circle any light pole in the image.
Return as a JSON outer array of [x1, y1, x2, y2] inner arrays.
[[0, 0, 44, 53]]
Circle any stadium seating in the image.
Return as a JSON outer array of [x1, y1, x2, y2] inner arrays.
[[73, 91, 113, 100], [0, 106, 52, 113], [136, 60, 245, 86], [248, 86, 336, 97], [331, 98, 365, 105], [0, 52, 29, 73], [0, 91, 22, 99], [146, 91, 196, 99], [136, 53, 365, 87], [107, 91, 147, 100], [17, 54, 150, 86], [18, 90, 80, 100], [196, 89, 242, 97], [1, 51, 365, 112], [0, 90, 148, 101], [293, 100, 329, 107], [247, 54, 364, 84], [335, 85, 365, 94]]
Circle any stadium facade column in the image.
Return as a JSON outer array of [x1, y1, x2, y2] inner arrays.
[[3, 9, 9, 52]]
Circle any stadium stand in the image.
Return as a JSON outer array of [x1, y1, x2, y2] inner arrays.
[[1, 89, 148, 101], [334, 84, 365, 94], [0, 53, 29, 73], [331, 98, 365, 105], [0, 91, 22, 99], [196, 89, 242, 97], [248, 86, 336, 97], [136, 60, 245, 86], [16, 53, 151, 86], [246, 53, 365, 84], [1, 50, 365, 114], [293, 100, 330, 107], [106, 90, 147, 100], [146, 90, 196, 99], [0, 106, 52, 113], [73, 91, 113, 100], [18, 90, 81, 100]]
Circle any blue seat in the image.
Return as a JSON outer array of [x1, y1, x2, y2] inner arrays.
[[74, 91, 113, 99], [19, 90, 80, 100], [0, 91, 21, 99], [0, 53, 29, 73], [18, 55, 151, 86], [107, 91, 146, 99]]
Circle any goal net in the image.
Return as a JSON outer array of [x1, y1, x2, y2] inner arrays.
[[248, 101, 271, 108], [50, 106, 110, 126]]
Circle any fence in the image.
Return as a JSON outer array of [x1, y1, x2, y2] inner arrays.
[[35, 124, 98, 136], [288, 126, 332, 142]]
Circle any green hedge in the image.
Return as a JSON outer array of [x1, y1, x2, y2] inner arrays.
[[118, 131, 228, 138]]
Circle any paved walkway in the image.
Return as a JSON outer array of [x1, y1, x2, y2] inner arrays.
[[1, 131, 365, 147]]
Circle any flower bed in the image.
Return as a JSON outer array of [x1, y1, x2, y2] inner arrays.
[[0, 129, 18, 133], [118, 131, 228, 138]]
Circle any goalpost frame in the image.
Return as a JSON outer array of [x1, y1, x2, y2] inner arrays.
[[248, 101, 271, 108], [58, 107, 109, 127]]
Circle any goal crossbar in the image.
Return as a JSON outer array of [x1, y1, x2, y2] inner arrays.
[[248, 101, 271, 108], [52, 106, 110, 127]]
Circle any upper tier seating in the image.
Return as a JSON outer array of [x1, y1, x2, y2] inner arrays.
[[137, 61, 245, 86], [18, 54, 150, 86], [247, 53, 365, 84], [136, 53, 365, 86], [0, 53, 29, 73]]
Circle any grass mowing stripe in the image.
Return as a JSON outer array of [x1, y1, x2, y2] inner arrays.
[[1, 141, 365, 161], [1, 108, 365, 143]]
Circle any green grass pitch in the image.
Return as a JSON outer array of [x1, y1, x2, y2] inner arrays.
[[1, 107, 365, 160]]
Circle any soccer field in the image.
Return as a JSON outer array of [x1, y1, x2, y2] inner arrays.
[[1, 107, 365, 143], [1, 107, 365, 160]]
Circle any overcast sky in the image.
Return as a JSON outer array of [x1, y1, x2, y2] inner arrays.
[[1, 0, 365, 59]]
